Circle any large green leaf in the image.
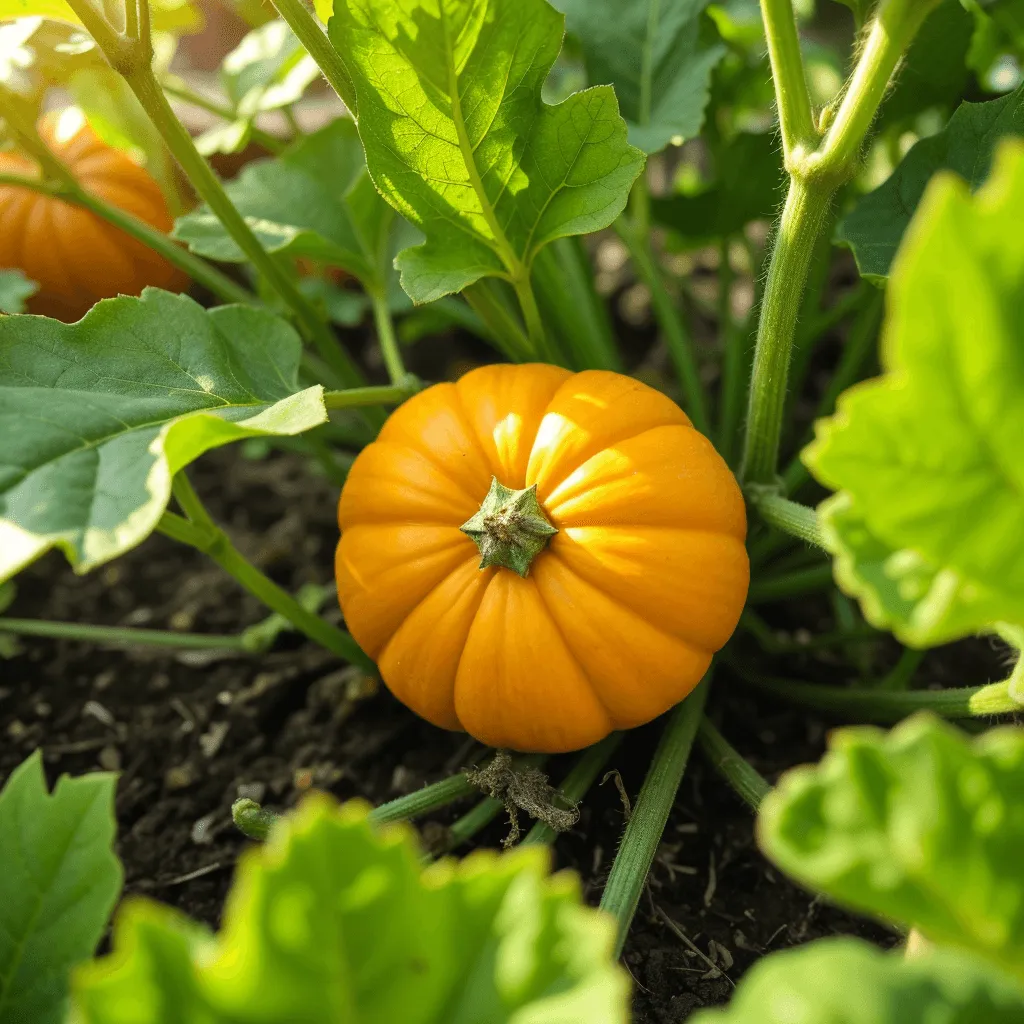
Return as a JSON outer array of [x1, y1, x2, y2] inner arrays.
[[838, 85, 1024, 280], [759, 715, 1024, 979], [0, 288, 327, 583], [74, 796, 629, 1023], [0, 270, 37, 314], [803, 142, 1024, 646], [0, 752, 121, 1024], [175, 119, 392, 291], [552, 0, 726, 154], [692, 938, 1024, 1024], [328, 0, 645, 303]]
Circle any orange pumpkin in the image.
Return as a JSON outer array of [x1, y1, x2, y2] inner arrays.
[[336, 365, 749, 753], [0, 110, 186, 322]]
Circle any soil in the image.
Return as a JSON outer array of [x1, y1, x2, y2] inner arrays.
[[0, 305, 1009, 1021]]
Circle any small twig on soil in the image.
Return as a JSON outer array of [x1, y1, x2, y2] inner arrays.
[[601, 769, 632, 821], [465, 750, 578, 848], [654, 905, 735, 987]]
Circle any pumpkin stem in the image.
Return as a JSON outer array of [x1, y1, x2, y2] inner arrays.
[[460, 476, 557, 578]]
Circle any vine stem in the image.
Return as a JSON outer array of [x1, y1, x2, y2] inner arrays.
[[0, 170, 254, 307], [600, 679, 710, 956], [740, 0, 939, 487], [323, 382, 415, 409], [616, 220, 710, 436], [735, 668, 1024, 722], [0, 617, 247, 651], [749, 492, 825, 549], [696, 718, 770, 811], [161, 79, 286, 154], [158, 473, 373, 670], [270, 0, 356, 110], [369, 290, 408, 386]]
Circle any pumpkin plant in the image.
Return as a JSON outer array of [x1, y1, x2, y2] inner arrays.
[[1, 0, 1024, 1018]]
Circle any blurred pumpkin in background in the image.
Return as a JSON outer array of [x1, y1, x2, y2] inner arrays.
[[0, 107, 187, 321]]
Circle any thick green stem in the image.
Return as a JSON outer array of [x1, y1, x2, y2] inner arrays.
[[750, 492, 825, 549], [157, 504, 372, 670], [759, 0, 816, 159], [523, 733, 623, 845], [740, 177, 834, 484], [462, 280, 533, 362], [270, 0, 357, 111], [736, 670, 1024, 722], [696, 718, 770, 811], [617, 221, 711, 437], [600, 679, 710, 956], [116, 62, 366, 390], [511, 270, 551, 361], [0, 617, 247, 650], [0, 171, 254, 306], [369, 290, 408, 386]]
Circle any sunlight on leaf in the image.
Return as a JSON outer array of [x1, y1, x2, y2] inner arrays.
[[553, 0, 726, 154], [759, 715, 1024, 981], [693, 938, 1024, 1023], [0, 751, 121, 1024], [804, 141, 1024, 646], [73, 796, 629, 1023], [328, 0, 644, 302], [0, 289, 327, 583]]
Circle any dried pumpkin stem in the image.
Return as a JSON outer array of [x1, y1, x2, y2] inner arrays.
[[600, 677, 710, 957]]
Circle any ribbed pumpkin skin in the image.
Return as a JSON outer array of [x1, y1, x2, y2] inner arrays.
[[336, 365, 749, 753], [0, 113, 186, 321]]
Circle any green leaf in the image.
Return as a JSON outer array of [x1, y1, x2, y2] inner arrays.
[[553, 0, 726, 154], [74, 796, 630, 1023], [759, 714, 1024, 979], [0, 270, 37, 314], [651, 130, 783, 244], [692, 938, 1024, 1024], [0, 288, 327, 583], [221, 19, 320, 116], [0, 0, 201, 33], [839, 85, 1024, 280], [175, 119, 393, 290], [0, 751, 121, 1024], [328, 0, 645, 303], [803, 142, 1024, 646]]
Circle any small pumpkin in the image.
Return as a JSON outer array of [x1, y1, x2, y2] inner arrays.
[[0, 109, 186, 322], [336, 365, 749, 753]]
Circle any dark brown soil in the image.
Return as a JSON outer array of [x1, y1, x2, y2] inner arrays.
[[0, 311, 1009, 1020]]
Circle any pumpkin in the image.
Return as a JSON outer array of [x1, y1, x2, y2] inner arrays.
[[336, 365, 749, 753], [0, 109, 186, 322]]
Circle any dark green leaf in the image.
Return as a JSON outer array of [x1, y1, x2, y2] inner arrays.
[[74, 796, 630, 1023], [839, 84, 1024, 279], [0, 288, 327, 582], [0, 751, 121, 1024], [693, 938, 1024, 1023], [0, 269, 37, 314], [759, 715, 1024, 978], [804, 142, 1024, 645], [329, 0, 645, 302], [553, 0, 726, 153], [175, 119, 393, 290], [652, 131, 783, 243]]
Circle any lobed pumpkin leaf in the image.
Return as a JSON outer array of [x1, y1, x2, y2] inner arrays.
[[0, 269, 37, 314], [327, 0, 645, 303], [0, 288, 327, 583], [692, 938, 1024, 1024], [838, 83, 1024, 281], [759, 715, 1024, 980], [73, 796, 630, 1023], [0, 751, 122, 1024], [803, 141, 1024, 646], [175, 119, 394, 291], [552, 0, 726, 154]]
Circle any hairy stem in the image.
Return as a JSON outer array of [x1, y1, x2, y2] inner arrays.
[[750, 492, 825, 549], [600, 679, 710, 956], [759, 0, 816, 159], [696, 718, 771, 811], [270, 0, 357, 111], [322, 382, 416, 409]]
